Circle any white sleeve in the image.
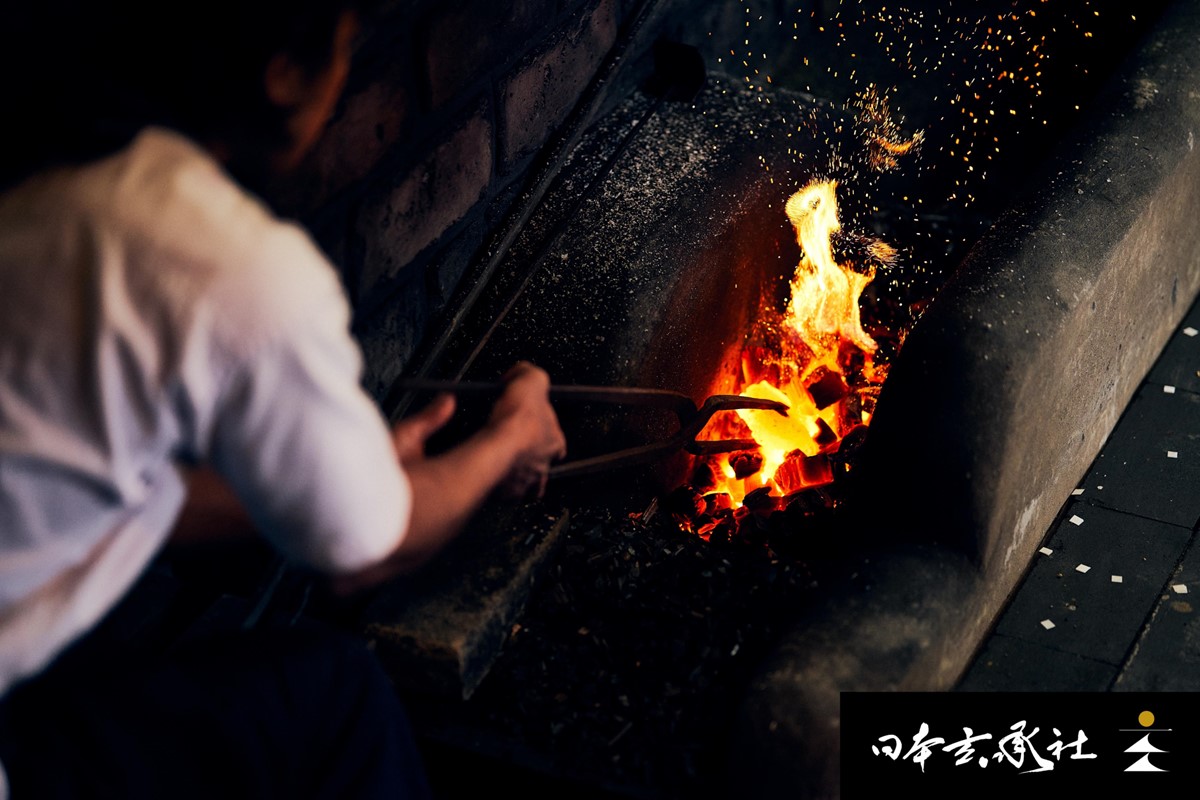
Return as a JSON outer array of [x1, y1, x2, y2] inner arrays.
[[198, 225, 411, 575]]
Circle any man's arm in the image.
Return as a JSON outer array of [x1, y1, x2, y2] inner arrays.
[[172, 362, 565, 589], [332, 362, 566, 591]]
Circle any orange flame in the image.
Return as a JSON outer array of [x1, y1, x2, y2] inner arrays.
[[693, 179, 888, 512], [783, 180, 877, 358]]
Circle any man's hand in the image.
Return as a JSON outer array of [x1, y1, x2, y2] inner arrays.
[[337, 362, 567, 590], [391, 391, 456, 464], [487, 362, 568, 499]]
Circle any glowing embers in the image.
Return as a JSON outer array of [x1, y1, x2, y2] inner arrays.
[[673, 179, 890, 538]]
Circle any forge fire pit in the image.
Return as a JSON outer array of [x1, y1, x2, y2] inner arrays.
[[350, 1, 1200, 797]]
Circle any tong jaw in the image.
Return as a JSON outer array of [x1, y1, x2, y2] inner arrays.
[[549, 393, 788, 478]]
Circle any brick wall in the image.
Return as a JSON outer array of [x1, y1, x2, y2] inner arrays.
[[271, 0, 652, 399]]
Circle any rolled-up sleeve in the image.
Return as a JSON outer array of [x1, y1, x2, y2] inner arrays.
[[195, 223, 410, 574]]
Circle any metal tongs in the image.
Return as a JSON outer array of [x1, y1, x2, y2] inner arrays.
[[393, 379, 789, 479]]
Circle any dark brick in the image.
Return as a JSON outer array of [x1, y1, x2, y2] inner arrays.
[[357, 105, 493, 293], [308, 66, 412, 203], [423, 0, 556, 108], [500, 0, 618, 169], [357, 273, 427, 402]]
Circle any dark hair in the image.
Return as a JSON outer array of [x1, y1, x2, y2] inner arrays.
[[1, 0, 375, 189]]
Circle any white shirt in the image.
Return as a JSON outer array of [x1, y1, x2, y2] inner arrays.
[[0, 127, 411, 698]]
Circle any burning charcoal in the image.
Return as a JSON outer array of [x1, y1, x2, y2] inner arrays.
[[813, 417, 838, 449], [703, 492, 733, 514], [728, 450, 764, 479], [698, 507, 736, 542], [690, 460, 719, 494], [836, 424, 869, 455], [857, 385, 881, 418], [782, 486, 830, 514], [733, 505, 769, 543], [774, 451, 834, 495], [840, 391, 863, 430], [741, 347, 781, 386], [663, 485, 705, 520], [804, 366, 850, 410], [838, 348, 866, 380], [706, 509, 737, 544], [742, 486, 777, 514], [706, 520, 734, 545]]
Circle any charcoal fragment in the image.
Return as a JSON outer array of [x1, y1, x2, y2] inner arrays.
[[663, 486, 705, 519], [840, 391, 863, 430], [774, 451, 833, 495], [729, 450, 764, 478], [742, 486, 777, 514], [838, 348, 866, 380], [690, 461, 719, 493], [703, 493, 733, 514], [838, 424, 869, 454], [813, 417, 838, 448], [782, 487, 831, 513], [804, 366, 850, 409]]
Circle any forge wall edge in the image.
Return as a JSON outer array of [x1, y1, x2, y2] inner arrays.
[[732, 0, 1200, 796]]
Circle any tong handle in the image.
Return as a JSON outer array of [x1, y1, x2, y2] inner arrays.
[[391, 379, 698, 416], [392, 379, 787, 479]]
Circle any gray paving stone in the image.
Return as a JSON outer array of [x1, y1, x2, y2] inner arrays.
[[1115, 538, 1200, 691], [957, 632, 1117, 692], [1146, 299, 1200, 394], [993, 505, 1191, 665], [1079, 384, 1200, 529]]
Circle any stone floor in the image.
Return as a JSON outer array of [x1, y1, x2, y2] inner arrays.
[[959, 292, 1200, 692]]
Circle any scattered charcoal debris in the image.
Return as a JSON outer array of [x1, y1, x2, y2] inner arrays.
[[440, 502, 850, 797]]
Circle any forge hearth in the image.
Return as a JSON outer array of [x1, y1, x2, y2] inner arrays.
[[341, 2, 1200, 798]]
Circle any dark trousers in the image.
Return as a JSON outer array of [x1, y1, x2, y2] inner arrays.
[[0, 625, 432, 799]]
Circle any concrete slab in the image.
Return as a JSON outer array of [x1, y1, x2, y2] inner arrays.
[[992, 504, 1191, 665], [1079, 386, 1200, 529], [957, 633, 1118, 692], [1115, 538, 1200, 691], [1146, 301, 1200, 393]]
